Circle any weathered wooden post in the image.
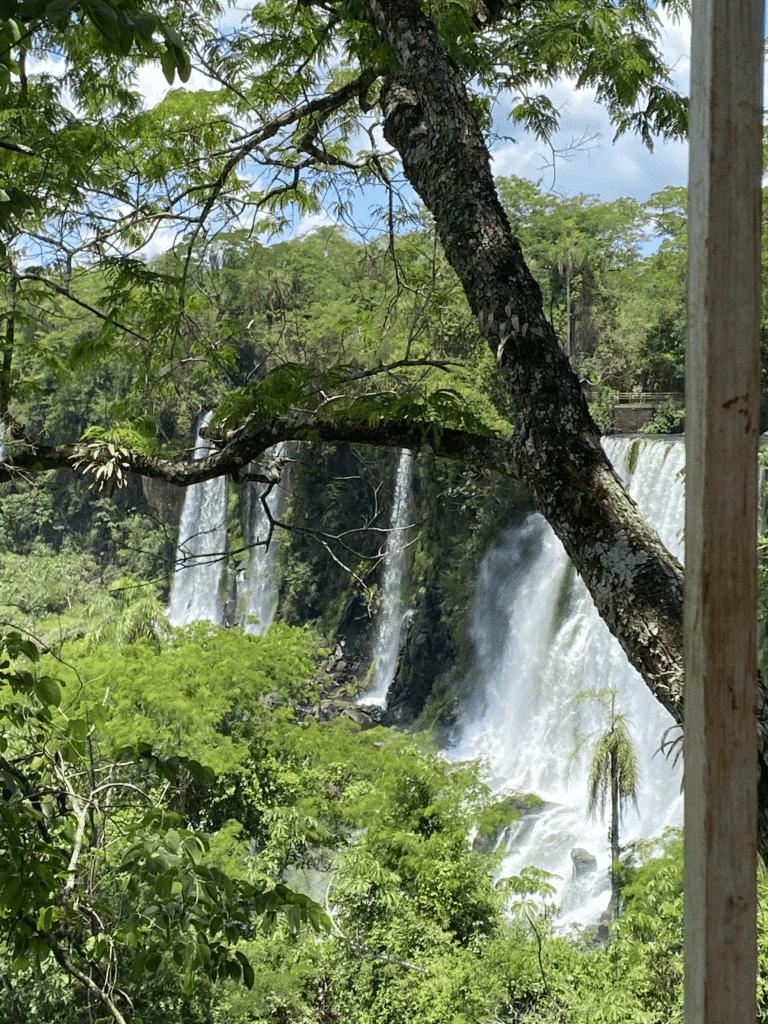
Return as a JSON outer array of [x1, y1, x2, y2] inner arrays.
[[684, 1, 762, 1021]]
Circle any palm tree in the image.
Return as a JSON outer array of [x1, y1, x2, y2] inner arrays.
[[569, 688, 640, 921]]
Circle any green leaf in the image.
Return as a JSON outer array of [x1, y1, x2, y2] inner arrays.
[[0, 875, 21, 910], [235, 950, 254, 989], [183, 758, 213, 785], [183, 835, 204, 865], [241, 958, 255, 990], [154, 872, 174, 900], [176, 46, 191, 85], [131, 950, 148, 982], [67, 718, 89, 742], [160, 48, 176, 86], [144, 950, 162, 975], [34, 675, 62, 706], [4, 635, 40, 663], [133, 12, 156, 43], [86, 1, 120, 46], [43, 0, 75, 27], [285, 902, 302, 931]]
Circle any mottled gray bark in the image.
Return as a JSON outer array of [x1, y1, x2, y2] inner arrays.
[[363, 0, 685, 711], [362, 0, 768, 864]]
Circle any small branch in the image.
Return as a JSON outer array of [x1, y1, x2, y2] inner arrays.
[[51, 754, 88, 904], [41, 929, 130, 1024], [18, 274, 151, 344], [323, 874, 429, 973], [0, 138, 37, 156], [182, 67, 381, 272], [281, 520, 374, 596], [526, 910, 552, 1000]]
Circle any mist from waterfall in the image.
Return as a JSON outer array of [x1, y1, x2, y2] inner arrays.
[[238, 444, 293, 635], [366, 449, 414, 705], [452, 436, 685, 925], [167, 412, 228, 627]]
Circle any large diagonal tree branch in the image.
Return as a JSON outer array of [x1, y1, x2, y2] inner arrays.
[[0, 415, 520, 486], [366, 0, 691, 680], [361, 0, 768, 862]]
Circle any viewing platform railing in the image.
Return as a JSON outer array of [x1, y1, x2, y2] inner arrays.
[[614, 391, 683, 406]]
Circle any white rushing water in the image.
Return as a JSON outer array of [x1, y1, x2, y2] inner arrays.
[[452, 436, 686, 926], [167, 412, 228, 626], [238, 444, 293, 635], [366, 449, 414, 705]]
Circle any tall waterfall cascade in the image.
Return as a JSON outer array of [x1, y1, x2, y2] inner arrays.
[[366, 449, 415, 705], [168, 412, 228, 627], [452, 436, 686, 925], [168, 416, 291, 631]]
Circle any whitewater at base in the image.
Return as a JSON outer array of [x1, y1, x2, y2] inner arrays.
[[451, 436, 685, 927]]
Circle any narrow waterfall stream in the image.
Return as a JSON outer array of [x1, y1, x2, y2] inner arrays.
[[452, 436, 685, 925], [167, 413, 228, 627], [238, 444, 293, 636], [366, 449, 414, 705]]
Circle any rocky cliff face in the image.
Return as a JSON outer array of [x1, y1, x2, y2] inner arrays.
[[385, 579, 455, 726]]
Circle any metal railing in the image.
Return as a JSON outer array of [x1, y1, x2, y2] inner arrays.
[[614, 391, 683, 406]]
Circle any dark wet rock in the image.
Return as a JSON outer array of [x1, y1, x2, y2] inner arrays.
[[384, 579, 455, 726], [571, 847, 598, 878]]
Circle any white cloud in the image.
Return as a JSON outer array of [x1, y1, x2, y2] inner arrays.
[[25, 52, 66, 78], [489, 7, 691, 204], [289, 209, 337, 240], [135, 62, 215, 111]]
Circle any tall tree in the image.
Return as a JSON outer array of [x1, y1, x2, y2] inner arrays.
[[4, 2, 764, 855]]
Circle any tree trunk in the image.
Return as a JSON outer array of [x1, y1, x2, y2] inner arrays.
[[361, 0, 768, 861], [364, 0, 683, 712], [610, 745, 620, 922]]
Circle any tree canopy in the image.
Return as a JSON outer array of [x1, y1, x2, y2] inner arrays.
[[0, 2, 736, 834]]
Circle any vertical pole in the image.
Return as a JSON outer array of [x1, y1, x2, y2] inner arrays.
[[684, 1, 762, 1022]]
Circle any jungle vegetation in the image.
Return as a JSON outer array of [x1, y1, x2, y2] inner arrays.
[[1, 0, 768, 1021]]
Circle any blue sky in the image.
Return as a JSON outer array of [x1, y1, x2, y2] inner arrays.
[[29, 4, 693, 252], [489, 6, 690, 205]]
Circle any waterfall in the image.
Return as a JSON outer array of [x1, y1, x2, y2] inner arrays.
[[453, 436, 685, 925], [366, 449, 414, 705], [238, 444, 293, 635], [167, 413, 228, 627]]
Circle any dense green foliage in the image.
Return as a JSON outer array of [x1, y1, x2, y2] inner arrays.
[[0, 616, 752, 1024], [3, 170, 768, 1020], [0, 175, 713, 647], [2, 1, 768, 1021]]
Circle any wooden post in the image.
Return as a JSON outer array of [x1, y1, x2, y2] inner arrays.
[[684, 1, 762, 1022]]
